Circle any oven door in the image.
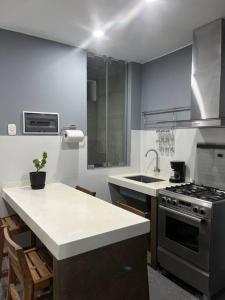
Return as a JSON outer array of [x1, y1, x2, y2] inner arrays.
[[158, 205, 210, 271]]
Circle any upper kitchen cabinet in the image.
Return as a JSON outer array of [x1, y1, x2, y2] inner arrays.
[[141, 46, 192, 128]]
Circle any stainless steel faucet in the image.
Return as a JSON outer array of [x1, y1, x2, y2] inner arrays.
[[145, 149, 160, 173]]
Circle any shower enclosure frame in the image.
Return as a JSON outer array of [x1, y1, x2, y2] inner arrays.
[[87, 53, 128, 169]]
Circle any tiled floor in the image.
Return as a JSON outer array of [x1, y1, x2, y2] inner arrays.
[[0, 257, 201, 300], [148, 267, 200, 300]]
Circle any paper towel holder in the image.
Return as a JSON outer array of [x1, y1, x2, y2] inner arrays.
[[60, 124, 77, 135], [61, 125, 85, 144]]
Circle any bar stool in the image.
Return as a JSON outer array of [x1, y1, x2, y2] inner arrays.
[[75, 185, 96, 197], [0, 215, 32, 278], [4, 226, 53, 300]]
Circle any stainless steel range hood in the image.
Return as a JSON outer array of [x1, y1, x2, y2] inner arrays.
[[191, 18, 225, 127], [143, 19, 225, 130]]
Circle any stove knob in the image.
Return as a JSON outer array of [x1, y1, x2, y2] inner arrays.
[[172, 200, 177, 206], [193, 207, 199, 213], [200, 208, 205, 215], [167, 198, 172, 204], [162, 197, 167, 203]]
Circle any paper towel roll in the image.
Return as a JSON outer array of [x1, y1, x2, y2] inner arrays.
[[63, 130, 84, 143]]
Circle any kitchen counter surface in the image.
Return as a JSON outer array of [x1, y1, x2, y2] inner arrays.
[[2, 183, 150, 260], [108, 173, 184, 197]]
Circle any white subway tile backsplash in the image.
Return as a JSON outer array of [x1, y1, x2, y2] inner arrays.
[[140, 128, 225, 182]]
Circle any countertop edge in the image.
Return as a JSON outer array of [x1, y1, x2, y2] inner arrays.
[[58, 221, 150, 260], [108, 176, 158, 197], [2, 190, 60, 259], [2, 185, 150, 260]]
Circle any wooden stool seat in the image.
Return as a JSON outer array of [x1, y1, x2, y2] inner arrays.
[[24, 248, 53, 291], [0, 215, 30, 279], [75, 185, 96, 197], [1, 215, 28, 235], [4, 227, 53, 300]]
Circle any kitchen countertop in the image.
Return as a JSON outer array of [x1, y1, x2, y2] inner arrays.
[[108, 173, 184, 197], [2, 183, 150, 260]]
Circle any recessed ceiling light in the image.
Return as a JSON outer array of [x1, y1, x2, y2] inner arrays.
[[93, 30, 105, 38]]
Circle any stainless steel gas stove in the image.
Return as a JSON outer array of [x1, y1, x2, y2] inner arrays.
[[158, 144, 225, 300]]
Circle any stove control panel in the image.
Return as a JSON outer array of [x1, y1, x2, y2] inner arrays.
[[160, 195, 210, 219]]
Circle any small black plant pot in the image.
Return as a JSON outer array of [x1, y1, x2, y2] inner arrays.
[[29, 172, 46, 190]]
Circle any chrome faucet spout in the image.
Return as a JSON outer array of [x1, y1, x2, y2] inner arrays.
[[145, 149, 160, 173]]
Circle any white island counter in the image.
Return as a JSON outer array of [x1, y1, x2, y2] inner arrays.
[[2, 182, 150, 260], [2, 183, 150, 300]]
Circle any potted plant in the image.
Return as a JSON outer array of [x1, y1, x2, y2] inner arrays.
[[30, 152, 48, 190]]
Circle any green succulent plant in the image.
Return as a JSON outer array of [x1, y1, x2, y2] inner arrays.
[[33, 152, 48, 172]]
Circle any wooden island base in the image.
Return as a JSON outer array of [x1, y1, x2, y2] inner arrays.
[[53, 235, 149, 300]]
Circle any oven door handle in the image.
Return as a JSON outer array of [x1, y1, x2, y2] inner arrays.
[[159, 205, 205, 224]]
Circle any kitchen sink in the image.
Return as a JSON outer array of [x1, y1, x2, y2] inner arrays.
[[125, 175, 165, 183]]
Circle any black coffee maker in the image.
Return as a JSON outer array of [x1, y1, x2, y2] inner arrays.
[[169, 161, 186, 183]]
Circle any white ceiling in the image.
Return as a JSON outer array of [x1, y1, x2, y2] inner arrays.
[[0, 0, 225, 63]]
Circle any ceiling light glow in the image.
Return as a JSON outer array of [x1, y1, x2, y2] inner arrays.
[[93, 30, 105, 38]]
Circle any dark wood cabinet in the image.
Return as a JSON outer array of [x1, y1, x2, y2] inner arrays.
[[110, 185, 158, 269], [53, 235, 149, 300], [148, 196, 158, 269]]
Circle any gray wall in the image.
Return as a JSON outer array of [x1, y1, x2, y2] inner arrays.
[[0, 29, 142, 136], [141, 46, 192, 113], [0, 28, 192, 137], [0, 29, 87, 135], [129, 63, 142, 130], [126, 62, 142, 164]]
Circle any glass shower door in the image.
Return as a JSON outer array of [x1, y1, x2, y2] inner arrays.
[[87, 56, 107, 168], [107, 60, 127, 167], [87, 56, 127, 168]]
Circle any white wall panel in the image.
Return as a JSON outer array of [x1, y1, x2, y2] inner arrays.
[[140, 128, 225, 182], [0, 131, 141, 217]]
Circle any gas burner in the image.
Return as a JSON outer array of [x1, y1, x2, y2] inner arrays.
[[166, 184, 225, 202]]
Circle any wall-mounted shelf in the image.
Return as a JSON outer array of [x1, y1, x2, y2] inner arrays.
[[142, 106, 191, 129]]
